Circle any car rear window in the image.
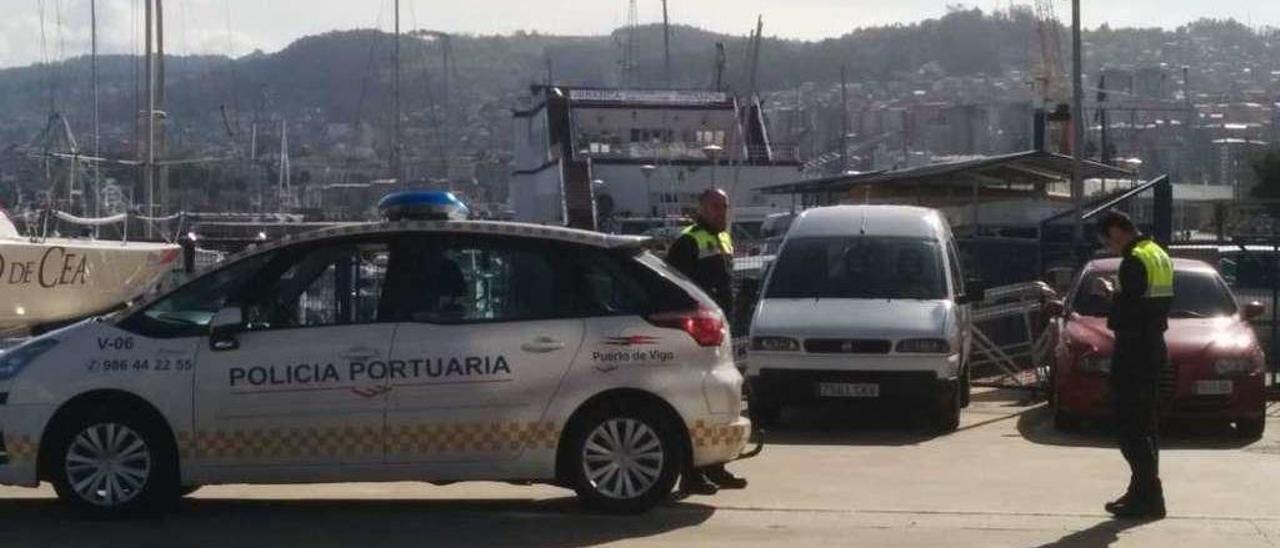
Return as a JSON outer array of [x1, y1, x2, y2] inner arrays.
[[568, 249, 698, 316]]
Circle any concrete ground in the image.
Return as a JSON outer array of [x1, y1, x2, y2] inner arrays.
[[1, 389, 1278, 547]]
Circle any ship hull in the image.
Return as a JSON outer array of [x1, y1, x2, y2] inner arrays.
[[0, 238, 179, 333]]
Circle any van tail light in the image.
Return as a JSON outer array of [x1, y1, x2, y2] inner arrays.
[[645, 307, 726, 347]]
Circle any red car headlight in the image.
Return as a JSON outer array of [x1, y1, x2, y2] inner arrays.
[[1214, 358, 1260, 376]]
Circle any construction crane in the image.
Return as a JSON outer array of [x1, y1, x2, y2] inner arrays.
[[1031, 0, 1072, 152], [619, 0, 639, 87], [746, 15, 764, 97], [711, 42, 726, 91], [1032, 0, 1067, 106]]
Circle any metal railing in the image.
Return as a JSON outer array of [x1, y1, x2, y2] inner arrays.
[[968, 282, 1059, 391]]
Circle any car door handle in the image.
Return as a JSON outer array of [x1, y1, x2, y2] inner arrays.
[[340, 345, 382, 360], [521, 337, 566, 353]]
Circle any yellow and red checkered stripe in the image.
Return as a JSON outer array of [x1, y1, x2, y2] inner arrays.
[[7, 420, 739, 464], [689, 420, 747, 449], [176, 421, 562, 460], [386, 422, 559, 455], [183, 427, 384, 460], [4, 435, 37, 464]]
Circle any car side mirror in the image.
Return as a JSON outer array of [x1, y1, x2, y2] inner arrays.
[[1244, 301, 1265, 321], [209, 307, 243, 351], [1043, 299, 1065, 317]]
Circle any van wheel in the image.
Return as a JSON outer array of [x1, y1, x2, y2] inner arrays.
[[934, 381, 961, 433], [750, 401, 782, 427], [565, 400, 682, 514], [959, 366, 972, 409], [1235, 418, 1265, 440], [47, 406, 179, 516]]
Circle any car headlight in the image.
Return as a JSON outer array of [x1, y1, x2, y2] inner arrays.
[[896, 338, 951, 354], [751, 336, 800, 352], [1078, 355, 1112, 374], [0, 338, 59, 380], [1214, 358, 1258, 376]]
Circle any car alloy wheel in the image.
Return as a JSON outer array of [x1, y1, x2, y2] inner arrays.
[[64, 423, 152, 508], [581, 418, 665, 500]]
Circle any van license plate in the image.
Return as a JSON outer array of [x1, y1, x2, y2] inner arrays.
[[818, 382, 879, 398], [1194, 380, 1233, 395]]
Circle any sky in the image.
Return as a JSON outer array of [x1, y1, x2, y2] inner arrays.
[[0, 0, 1277, 69]]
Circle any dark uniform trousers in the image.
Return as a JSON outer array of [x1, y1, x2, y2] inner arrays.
[[1108, 235, 1173, 494], [1111, 326, 1165, 487]]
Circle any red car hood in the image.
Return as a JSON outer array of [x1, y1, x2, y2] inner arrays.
[[1065, 315, 1259, 361]]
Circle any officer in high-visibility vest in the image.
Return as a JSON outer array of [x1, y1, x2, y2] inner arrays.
[[1092, 210, 1173, 519], [666, 188, 747, 495], [667, 190, 735, 313]]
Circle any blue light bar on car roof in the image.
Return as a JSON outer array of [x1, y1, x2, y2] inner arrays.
[[377, 191, 470, 221]]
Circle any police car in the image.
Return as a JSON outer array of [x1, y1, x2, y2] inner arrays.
[[0, 192, 749, 515]]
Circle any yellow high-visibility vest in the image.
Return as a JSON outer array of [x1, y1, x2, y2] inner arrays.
[[681, 224, 734, 258], [1128, 239, 1174, 299]]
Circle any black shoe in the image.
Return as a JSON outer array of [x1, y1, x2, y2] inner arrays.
[[679, 474, 720, 496], [704, 466, 748, 489], [1104, 488, 1137, 514], [1105, 497, 1166, 520], [1105, 480, 1166, 520]]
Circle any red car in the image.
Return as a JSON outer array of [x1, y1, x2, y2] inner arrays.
[[1049, 258, 1268, 438]]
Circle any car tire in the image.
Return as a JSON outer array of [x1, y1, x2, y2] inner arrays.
[[1053, 410, 1083, 432], [934, 381, 961, 433], [564, 399, 683, 514], [750, 401, 782, 427], [47, 405, 180, 517], [1235, 418, 1266, 440]]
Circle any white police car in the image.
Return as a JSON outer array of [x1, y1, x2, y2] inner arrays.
[[0, 192, 748, 515]]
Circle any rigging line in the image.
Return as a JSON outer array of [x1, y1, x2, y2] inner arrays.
[[39, 0, 52, 114], [55, 0, 65, 66], [224, 0, 240, 132], [54, 0, 66, 115], [132, 0, 142, 208], [342, 0, 389, 184], [176, 0, 198, 133]]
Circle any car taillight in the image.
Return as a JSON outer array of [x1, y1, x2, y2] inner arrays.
[[646, 307, 726, 347]]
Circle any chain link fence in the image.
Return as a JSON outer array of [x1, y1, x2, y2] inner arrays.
[[1170, 241, 1280, 388]]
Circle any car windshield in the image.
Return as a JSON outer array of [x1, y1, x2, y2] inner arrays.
[[1072, 269, 1238, 318], [765, 236, 947, 300]]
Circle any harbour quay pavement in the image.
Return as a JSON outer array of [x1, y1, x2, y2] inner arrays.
[[0, 388, 1277, 548]]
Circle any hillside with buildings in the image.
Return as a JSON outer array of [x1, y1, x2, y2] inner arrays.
[[0, 9, 1277, 217]]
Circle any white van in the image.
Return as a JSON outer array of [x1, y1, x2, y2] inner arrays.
[[746, 205, 983, 431]]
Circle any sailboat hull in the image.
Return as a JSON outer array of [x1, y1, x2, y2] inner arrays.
[[0, 238, 179, 333]]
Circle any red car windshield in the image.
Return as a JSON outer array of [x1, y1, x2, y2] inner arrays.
[[1072, 269, 1239, 319]]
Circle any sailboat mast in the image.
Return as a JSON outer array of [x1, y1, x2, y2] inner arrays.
[[1070, 0, 1084, 252], [840, 65, 848, 175], [278, 118, 290, 205], [156, 0, 167, 216], [91, 0, 100, 220], [662, 0, 671, 88], [392, 0, 402, 183], [143, 0, 154, 223]]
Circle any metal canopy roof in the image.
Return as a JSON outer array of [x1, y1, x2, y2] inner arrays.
[[758, 150, 1135, 196]]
